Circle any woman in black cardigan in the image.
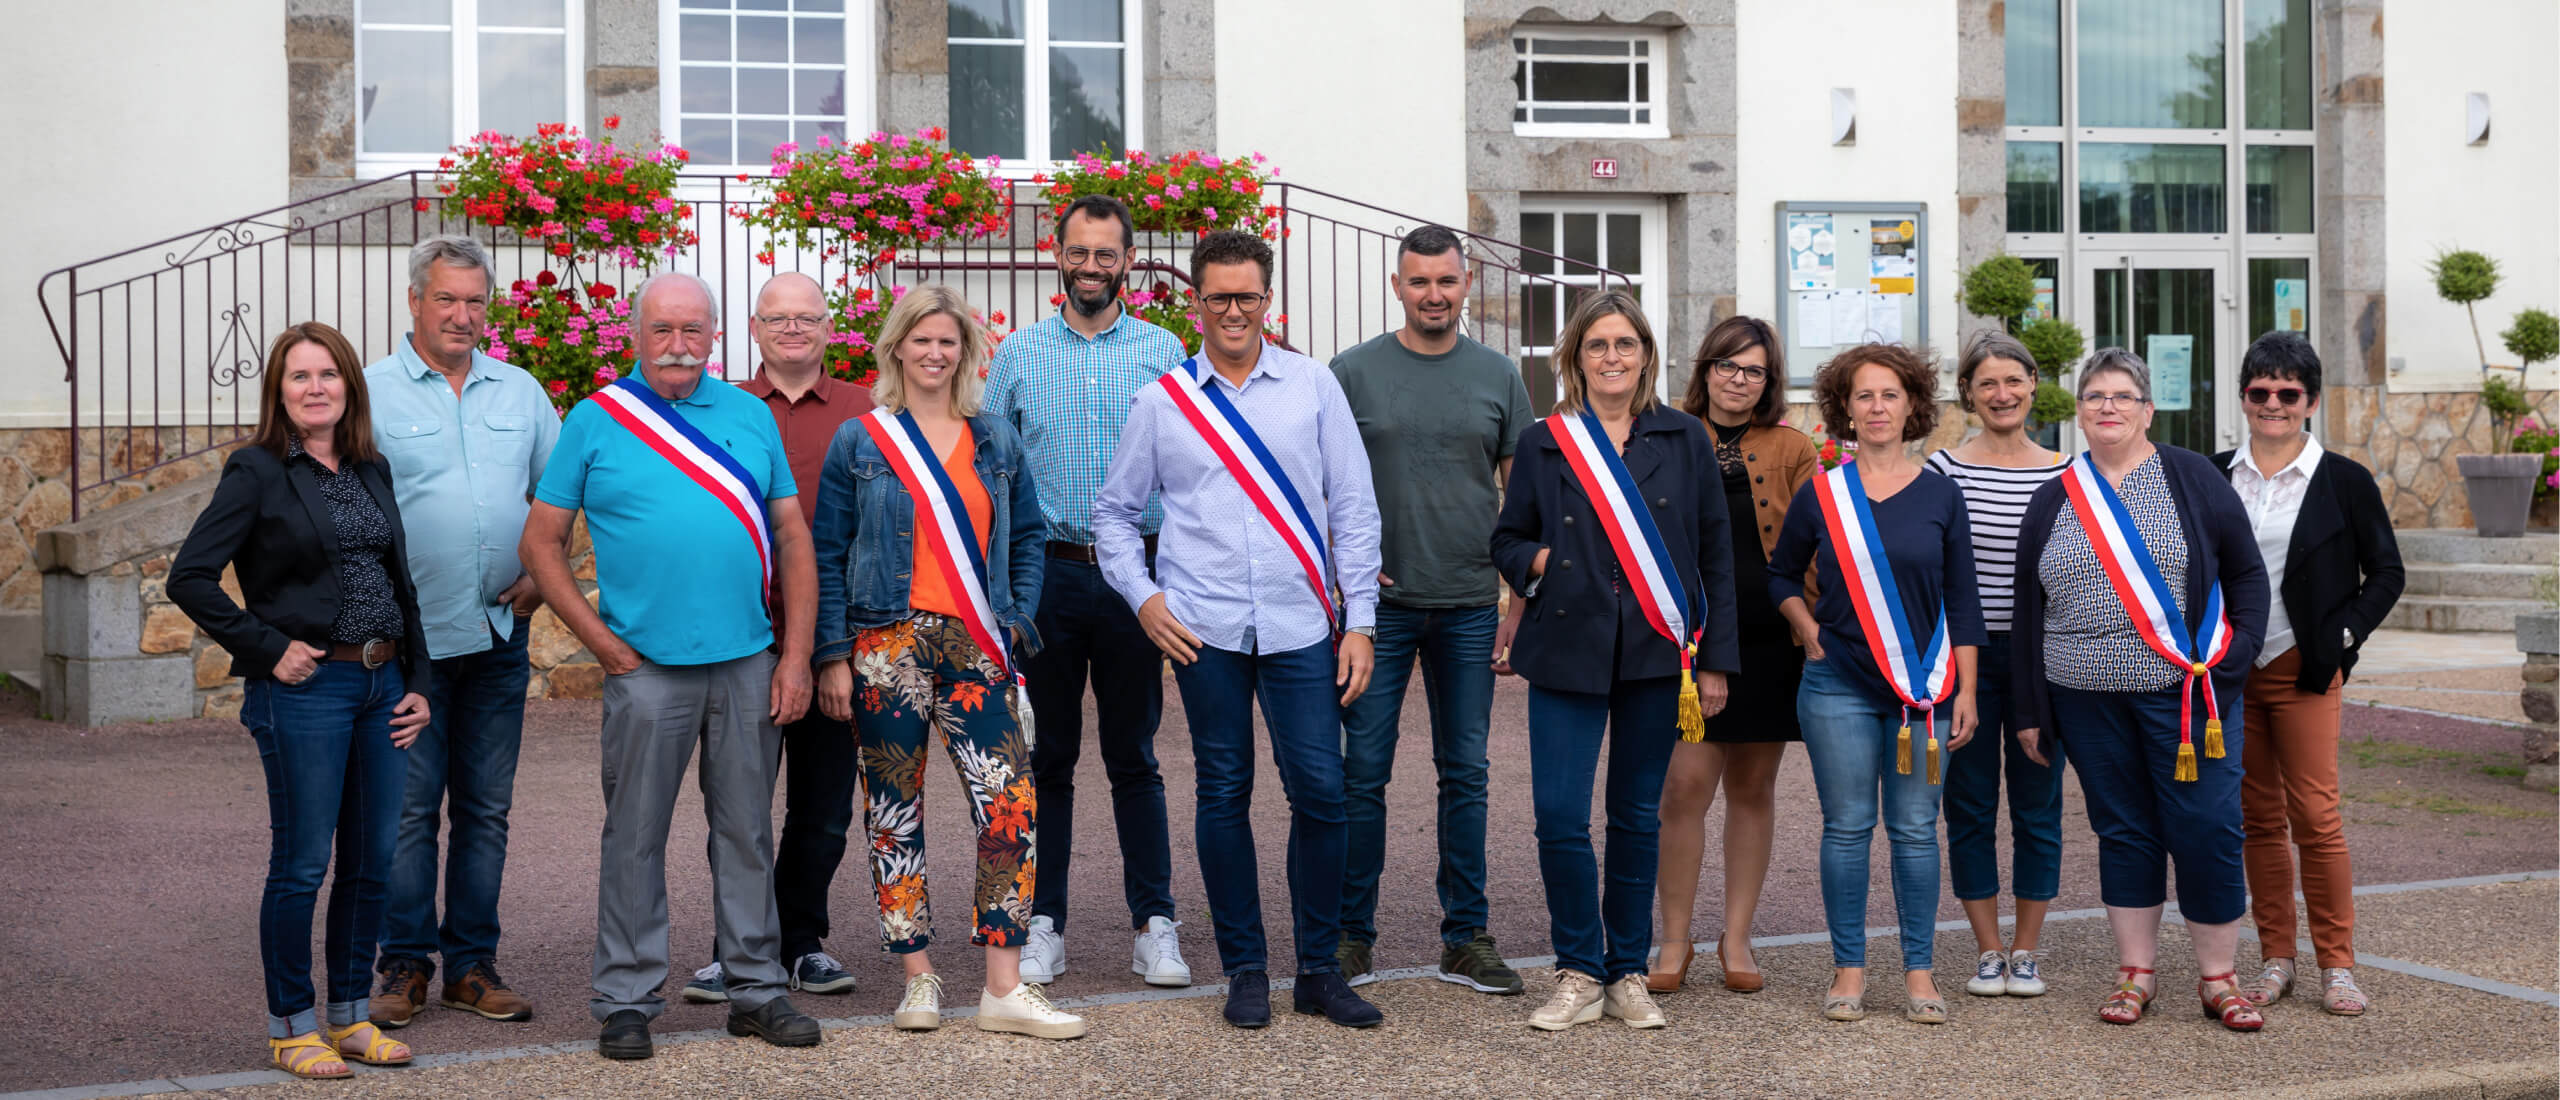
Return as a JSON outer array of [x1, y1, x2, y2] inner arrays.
[[2213, 330, 2404, 1016], [169, 322, 432, 1080], [1491, 291, 1740, 1032], [2012, 348, 2268, 1031]]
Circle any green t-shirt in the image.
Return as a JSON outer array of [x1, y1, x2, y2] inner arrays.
[[1329, 332, 1533, 609]]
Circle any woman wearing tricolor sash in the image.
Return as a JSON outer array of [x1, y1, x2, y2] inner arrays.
[[2011, 348, 2271, 1032], [1767, 342, 1986, 1026], [1491, 292, 1741, 1032], [809, 286, 1086, 1040]]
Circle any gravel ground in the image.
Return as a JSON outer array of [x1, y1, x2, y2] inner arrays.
[[2346, 879, 2560, 993]]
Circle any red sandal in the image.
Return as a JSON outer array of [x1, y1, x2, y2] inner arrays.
[[2200, 971, 2266, 1032], [2098, 966, 2155, 1025]]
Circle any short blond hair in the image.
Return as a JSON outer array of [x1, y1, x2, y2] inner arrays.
[[871, 284, 990, 416], [1550, 290, 1662, 417]]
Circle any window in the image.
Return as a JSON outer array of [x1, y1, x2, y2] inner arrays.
[[2241, 0, 2310, 130], [2007, 142, 2065, 234], [1517, 200, 1666, 414], [2078, 143, 2227, 233], [667, 0, 861, 169], [2005, 0, 2062, 127], [1511, 27, 1670, 138], [357, 0, 580, 164], [2076, 0, 2224, 129], [947, 0, 1142, 165]]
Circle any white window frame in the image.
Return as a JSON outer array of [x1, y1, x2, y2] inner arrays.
[[1509, 25, 1671, 140], [947, 0, 1147, 172], [354, 0, 586, 177], [1519, 196, 1672, 403], [657, 0, 878, 173]]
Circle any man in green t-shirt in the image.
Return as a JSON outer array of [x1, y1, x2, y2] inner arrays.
[[1328, 225, 1533, 996]]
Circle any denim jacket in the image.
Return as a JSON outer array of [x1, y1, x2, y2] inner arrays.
[[811, 411, 1047, 665]]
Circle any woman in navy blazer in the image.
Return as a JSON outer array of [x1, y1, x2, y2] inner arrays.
[[1491, 291, 1740, 1032]]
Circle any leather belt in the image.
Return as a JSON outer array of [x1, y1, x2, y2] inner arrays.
[[1049, 535, 1155, 564], [326, 638, 400, 668]]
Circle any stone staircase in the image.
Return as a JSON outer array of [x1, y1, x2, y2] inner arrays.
[[2385, 529, 2559, 633]]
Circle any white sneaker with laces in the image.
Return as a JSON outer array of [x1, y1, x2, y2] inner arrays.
[[1966, 950, 2008, 996], [978, 981, 1089, 1039], [1131, 916, 1192, 987], [2005, 950, 2047, 996], [1021, 916, 1065, 985], [893, 973, 943, 1031]]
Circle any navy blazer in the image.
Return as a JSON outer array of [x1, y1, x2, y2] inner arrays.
[[2010, 443, 2269, 740], [1491, 406, 1742, 696], [2209, 446, 2404, 694]]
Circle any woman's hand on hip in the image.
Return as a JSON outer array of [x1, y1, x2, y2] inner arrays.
[[388, 693, 431, 749], [271, 640, 326, 684]]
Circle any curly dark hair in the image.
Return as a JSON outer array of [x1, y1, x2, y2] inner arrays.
[[1189, 229, 1274, 290], [1812, 342, 1940, 443], [1679, 315, 1787, 427]]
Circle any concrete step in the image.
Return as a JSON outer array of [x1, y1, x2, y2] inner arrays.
[[2, 670, 36, 699], [2381, 595, 2549, 634], [2400, 562, 2554, 598], [2393, 528, 2559, 567]]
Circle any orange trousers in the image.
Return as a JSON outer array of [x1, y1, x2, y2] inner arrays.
[[2240, 648, 2356, 968]]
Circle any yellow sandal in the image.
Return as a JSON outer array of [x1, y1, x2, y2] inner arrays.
[[270, 1031, 352, 1079], [329, 1020, 413, 1066]]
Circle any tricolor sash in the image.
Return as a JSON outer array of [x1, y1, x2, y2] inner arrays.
[[2060, 453, 2235, 782], [1547, 411, 1709, 741], [857, 407, 1021, 685], [1810, 460, 1958, 782], [1156, 357, 1338, 634], [588, 377, 772, 602]]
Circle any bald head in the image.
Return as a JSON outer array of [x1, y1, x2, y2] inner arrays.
[[751, 272, 833, 377]]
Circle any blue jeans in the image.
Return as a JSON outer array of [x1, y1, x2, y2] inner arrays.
[[1027, 556, 1175, 933], [243, 661, 409, 1038], [381, 616, 531, 978], [1173, 641, 1347, 977], [2051, 683, 2249, 924], [1525, 676, 1678, 983], [1339, 603, 1497, 949], [1796, 655, 1943, 970], [1942, 634, 2066, 902]]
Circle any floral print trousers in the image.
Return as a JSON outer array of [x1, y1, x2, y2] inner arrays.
[[853, 613, 1037, 952]]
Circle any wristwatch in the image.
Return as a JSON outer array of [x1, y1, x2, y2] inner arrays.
[[1346, 626, 1376, 639]]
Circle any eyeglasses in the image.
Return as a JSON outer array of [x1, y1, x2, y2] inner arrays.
[[1201, 291, 1269, 315], [1707, 359, 1769, 384], [2078, 391, 2148, 409], [1581, 337, 1646, 360], [1061, 246, 1124, 267], [2244, 385, 2308, 407], [755, 314, 827, 331]]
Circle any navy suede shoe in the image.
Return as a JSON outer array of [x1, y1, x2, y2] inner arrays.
[[1292, 971, 1383, 1028], [1223, 971, 1271, 1029]]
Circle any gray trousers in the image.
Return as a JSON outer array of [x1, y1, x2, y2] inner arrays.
[[590, 651, 787, 1020]]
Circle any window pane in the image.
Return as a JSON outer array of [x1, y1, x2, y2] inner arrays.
[[740, 0, 786, 8], [795, 68, 845, 117], [1520, 213, 1554, 274], [738, 15, 788, 61], [1051, 0, 1121, 42], [2244, 144, 2313, 233], [479, 32, 566, 139], [1051, 45, 1124, 158], [794, 14, 844, 64], [360, 28, 451, 153], [1530, 107, 1634, 125], [2077, 0, 2224, 129], [797, 0, 843, 10], [1530, 61, 1630, 103], [364, 0, 449, 24], [738, 67, 789, 115], [1633, 61, 1649, 103], [2248, 256, 2311, 336], [681, 13, 729, 61], [1607, 214, 1640, 273], [1524, 355, 1556, 416], [949, 43, 1026, 159], [2007, 141, 2064, 233], [738, 118, 793, 164], [682, 65, 731, 112], [684, 118, 734, 165], [1562, 213, 1599, 268], [1511, 61, 1527, 105], [2079, 143, 2226, 233], [1533, 38, 1630, 56], [2004, 0, 2061, 126], [479, 0, 563, 27], [2242, 0, 2310, 129], [949, 0, 1022, 38]]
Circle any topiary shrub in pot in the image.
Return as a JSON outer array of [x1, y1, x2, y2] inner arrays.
[[2432, 248, 2539, 536]]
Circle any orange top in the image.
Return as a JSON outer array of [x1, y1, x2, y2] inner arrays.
[[910, 424, 994, 622]]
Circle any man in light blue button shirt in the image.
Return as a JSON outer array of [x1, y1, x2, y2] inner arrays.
[[364, 236, 559, 1027]]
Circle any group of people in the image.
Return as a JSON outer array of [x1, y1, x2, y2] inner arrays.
[[169, 202, 2402, 1078]]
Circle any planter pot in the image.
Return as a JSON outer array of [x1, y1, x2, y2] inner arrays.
[[2456, 453, 2543, 537]]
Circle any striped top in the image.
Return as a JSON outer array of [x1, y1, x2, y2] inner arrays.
[[1925, 448, 2069, 632]]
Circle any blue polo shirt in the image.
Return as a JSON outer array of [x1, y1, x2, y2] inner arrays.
[[534, 375, 797, 666]]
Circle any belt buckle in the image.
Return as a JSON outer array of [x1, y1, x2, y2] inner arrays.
[[362, 638, 391, 669]]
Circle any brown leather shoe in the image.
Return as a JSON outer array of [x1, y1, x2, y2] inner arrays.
[[442, 962, 534, 1022], [368, 959, 430, 1028]]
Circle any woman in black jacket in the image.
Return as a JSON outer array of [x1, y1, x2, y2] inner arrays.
[[2214, 331, 2403, 1016], [1491, 291, 1740, 1032], [169, 322, 433, 1080]]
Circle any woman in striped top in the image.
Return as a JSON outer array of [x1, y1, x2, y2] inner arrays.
[[1923, 330, 2069, 999]]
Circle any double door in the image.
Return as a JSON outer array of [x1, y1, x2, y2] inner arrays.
[[2072, 251, 2234, 455]]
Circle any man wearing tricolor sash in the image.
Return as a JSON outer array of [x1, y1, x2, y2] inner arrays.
[[521, 273, 824, 1058], [1093, 230, 1386, 1030]]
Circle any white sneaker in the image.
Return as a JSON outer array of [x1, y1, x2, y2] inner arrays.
[[1021, 915, 1065, 985], [1131, 916, 1193, 987], [1527, 971, 1605, 1031], [977, 981, 1089, 1039], [2005, 950, 2047, 996], [893, 973, 942, 1031], [1966, 950, 2008, 996]]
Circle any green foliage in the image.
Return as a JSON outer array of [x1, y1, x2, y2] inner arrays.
[[2481, 374, 2534, 441], [2502, 307, 2559, 367], [2031, 382, 2077, 426], [2017, 316, 2086, 382], [1958, 254, 2038, 332], [2429, 249, 2501, 305]]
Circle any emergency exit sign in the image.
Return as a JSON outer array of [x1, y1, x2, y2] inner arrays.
[[1590, 158, 1618, 179]]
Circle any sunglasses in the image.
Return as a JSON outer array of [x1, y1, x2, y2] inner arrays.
[[2244, 385, 2309, 407]]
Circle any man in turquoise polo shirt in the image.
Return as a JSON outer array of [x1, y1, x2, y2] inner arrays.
[[519, 272, 821, 1060]]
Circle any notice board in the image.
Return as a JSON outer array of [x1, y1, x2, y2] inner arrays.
[[1773, 202, 1930, 388]]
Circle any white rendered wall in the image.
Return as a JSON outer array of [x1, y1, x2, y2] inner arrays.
[[1211, 0, 1467, 227], [2384, 0, 2560, 391], [3, 1, 290, 427]]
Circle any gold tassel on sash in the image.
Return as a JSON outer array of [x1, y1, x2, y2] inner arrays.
[[1926, 729, 1942, 785], [2203, 717, 2225, 759], [1677, 644, 1705, 743], [1896, 722, 1913, 775], [2174, 741, 2199, 783]]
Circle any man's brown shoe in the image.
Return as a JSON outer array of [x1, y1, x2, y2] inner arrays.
[[368, 959, 429, 1029], [442, 962, 534, 1022]]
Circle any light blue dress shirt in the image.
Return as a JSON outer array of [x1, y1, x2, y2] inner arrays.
[[985, 309, 1185, 543], [1093, 344, 1381, 655], [366, 334, 561, 659]]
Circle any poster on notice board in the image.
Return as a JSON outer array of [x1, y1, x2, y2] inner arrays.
[[2273, 278, 2307, 331], [1788, 213, 1837, 291], [1869, 219, 1917, 294]]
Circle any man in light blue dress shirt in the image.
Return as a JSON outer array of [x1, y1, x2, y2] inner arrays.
[[1093, 230, 1384, 1030], [364, 236, 558, 1028]]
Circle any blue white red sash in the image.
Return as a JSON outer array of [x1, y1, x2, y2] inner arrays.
[[589, 377, 772, 603], [1810, 460, 1957, 781], [857, 408, 1019, 684], [2060, 453, 2235, 780], [1546, 411, 1708, 740], [1156, 357, 1338, 633]]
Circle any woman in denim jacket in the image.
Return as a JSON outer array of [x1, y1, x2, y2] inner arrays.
[[808, 285, 1078, 1039]]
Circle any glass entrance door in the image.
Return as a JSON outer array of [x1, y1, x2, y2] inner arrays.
[[2078, 252, 2233, 456]]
